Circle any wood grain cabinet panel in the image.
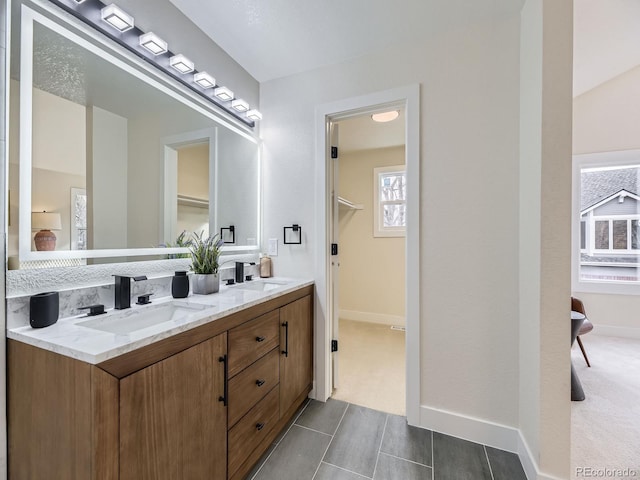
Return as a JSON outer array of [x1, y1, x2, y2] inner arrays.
[[228, 309, 280, 377], [228, 348, 280, 427], [279, 295, 313, 417], [228, 387, 280, 478], [120, 333, 227, 480]]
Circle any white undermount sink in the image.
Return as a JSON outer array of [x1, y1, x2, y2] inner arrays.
[[76, 300, 210, 335], [234, 279, 289, 292]]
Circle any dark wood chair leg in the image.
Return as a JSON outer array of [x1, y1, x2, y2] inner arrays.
[[576, 336, 591, 367]]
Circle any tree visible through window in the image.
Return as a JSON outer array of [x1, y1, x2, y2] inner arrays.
[[374, 165, 406, 237]]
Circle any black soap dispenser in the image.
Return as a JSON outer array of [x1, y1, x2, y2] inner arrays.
[[30, 291, 59, 328], [171, 271, 190, 298]]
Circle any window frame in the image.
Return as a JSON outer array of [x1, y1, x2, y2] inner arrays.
[[573, 150, 640, 295], [373, 165, 406, 238]]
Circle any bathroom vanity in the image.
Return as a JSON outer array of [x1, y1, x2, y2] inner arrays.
[[8, 280, 314, 480]]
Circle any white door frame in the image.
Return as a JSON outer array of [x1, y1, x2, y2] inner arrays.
[[313, 84, 421, 425]]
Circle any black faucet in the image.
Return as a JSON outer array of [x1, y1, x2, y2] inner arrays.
[[114, 275, 147, 310], [234, 262, 256, 283]]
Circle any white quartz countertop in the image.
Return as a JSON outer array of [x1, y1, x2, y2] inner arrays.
[[7, 277, 314, 365]]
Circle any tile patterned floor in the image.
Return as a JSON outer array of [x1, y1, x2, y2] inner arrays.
[[248, 399, 527, 480]]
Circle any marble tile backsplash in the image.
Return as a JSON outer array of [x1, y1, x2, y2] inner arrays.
[[6, 257, 259, 329]]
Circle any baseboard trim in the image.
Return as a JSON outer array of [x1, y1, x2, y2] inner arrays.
[[419, 405, 519, 453], [591, 325, 640, 339], [339, 309, 405, 326], [518, 431, 566, 480], [419, 406, 567, 480]]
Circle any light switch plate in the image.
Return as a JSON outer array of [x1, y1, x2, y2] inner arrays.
[[268, 238, 278, 256]]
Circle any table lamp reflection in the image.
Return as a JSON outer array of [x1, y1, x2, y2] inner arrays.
[[32, 211, 62, 251]]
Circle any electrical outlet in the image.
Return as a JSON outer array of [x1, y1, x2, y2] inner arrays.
[[268, 238, 278, 256]]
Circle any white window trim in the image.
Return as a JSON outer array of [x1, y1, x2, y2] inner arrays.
[[573, 150, 640, 295], [590, 215, 640, 254], [373, 165, 406, 238]]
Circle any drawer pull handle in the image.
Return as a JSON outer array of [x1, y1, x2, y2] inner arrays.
[[256, 336, 266, 342], [218, 355, 228, 406], [256, 422, 265, 431], [282, 321, 289, 357], [256, 379, 266, 387]]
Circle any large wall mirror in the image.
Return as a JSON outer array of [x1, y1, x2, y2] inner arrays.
[[7, 2, 260, 269]]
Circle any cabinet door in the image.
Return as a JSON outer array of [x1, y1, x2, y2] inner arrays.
[[279, 295, 313, 416], [120, 333, 227, 480]]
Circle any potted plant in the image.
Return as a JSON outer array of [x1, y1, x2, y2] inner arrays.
[[189, 231, 224, 294]]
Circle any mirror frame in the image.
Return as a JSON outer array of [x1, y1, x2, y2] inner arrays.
[[18, 3, 261, 262]]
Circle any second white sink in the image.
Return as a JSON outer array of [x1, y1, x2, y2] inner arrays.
[[77, 300, 210, 335], [234, 279, 289, 292]]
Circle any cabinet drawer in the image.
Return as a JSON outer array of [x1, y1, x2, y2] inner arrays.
[[228, 348, 280, 427], [228, 310, 279, 377], [228, 387, 279, 478]]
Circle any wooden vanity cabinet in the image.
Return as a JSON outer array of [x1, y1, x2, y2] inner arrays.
[[119, 333, 228, 480], [280, 295, 313, 417], [8, 285, 313, 480]]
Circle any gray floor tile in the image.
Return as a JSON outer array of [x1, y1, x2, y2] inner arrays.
[[374, 453, 432, 480], [314, 462, 369, 480], [323, 404, 388, 477], [380, 414, 432, 466], [433, 432, 492, 480], [296, 398, 348, 435], [253, 425, 331, 480], [485, 446, 527, 480]]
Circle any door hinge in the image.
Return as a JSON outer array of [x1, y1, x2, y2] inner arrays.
[[331, 146, 338, 159], [331, 243, 338, 255], [331, 340, 338, 352]]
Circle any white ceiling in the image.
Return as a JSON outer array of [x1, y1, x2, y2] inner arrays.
[[170, 0, 525, 82], [337, 110, 405, 152], [169, 0, 640, 98], [573, 0, 640, 97]]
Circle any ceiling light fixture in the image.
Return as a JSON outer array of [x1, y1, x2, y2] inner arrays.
[[169, 54, 194, 74], [247, 110, 262, 121], [194, 72, 216, 89], [214, 87, 234, 101], [100, 4, 134, 32], [48, 0, 260, 125], [371, 110, 399, 123], [139, 32, 168, 55], [231, 99, 249, 112]]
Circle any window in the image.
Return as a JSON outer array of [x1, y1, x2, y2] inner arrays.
[[374, 165, 406, 237], [575, 154, 640, 290]]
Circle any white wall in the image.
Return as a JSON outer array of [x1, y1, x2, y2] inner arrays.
[[338, 146, 405, 325], [573, 65, 640, 336], [519, 0, 572, 479], [87, 106, 127, 250], [261, 10, 522, 437]]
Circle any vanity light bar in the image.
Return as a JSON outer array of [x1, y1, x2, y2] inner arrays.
[[101, 4, 134, 32], [49, 0, 260, 126], [214, 86, 234, 101], [194, 72, 216, 89], [139, 32, 168, 56], [231, 99, 249, 112], [246, 109, 262, 121], [169, 54, 195, 74]]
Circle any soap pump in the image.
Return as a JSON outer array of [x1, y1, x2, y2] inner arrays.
[[260, 255, 272, 278]]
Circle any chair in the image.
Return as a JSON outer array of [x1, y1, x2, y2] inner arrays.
[[571, 297, 594, 367]]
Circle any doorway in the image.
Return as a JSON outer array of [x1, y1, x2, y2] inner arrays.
[[329, 111, 407, 415], [314, 84, 420, 424]]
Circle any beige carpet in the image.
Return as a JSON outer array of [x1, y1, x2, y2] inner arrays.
[[331, 318, 406, 415], [571, 334, 640, 479]]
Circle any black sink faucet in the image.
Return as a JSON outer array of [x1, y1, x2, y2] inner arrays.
[[114, 275, 147, 310], [235, 262, 256, 283]]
